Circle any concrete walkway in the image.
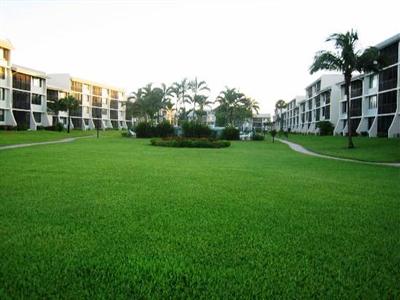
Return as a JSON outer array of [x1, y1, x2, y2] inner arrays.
[[277, 138, 400, 168], [0, 135, 94, 151]]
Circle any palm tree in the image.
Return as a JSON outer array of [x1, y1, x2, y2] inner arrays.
[[275, 99, 287, 130], [126, 88, 147, 122], [189, 77, 210, 120], [310, 29, 383, 148], [216, 87, 246, 126], [50, 95, 80, 133], [196, 95, 213, 123], [172, 78, 190, 125]]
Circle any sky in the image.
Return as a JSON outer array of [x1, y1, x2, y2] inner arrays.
[[1, 0, 399, 114]]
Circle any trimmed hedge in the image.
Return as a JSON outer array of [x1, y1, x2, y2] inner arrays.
[[182, 121, 212, 138], [316, 121, 334, 136], [134, 121, 175, 138], [252, 133, 265, 141], [222, 126, 240, 140], [150, 137, 231, 148]]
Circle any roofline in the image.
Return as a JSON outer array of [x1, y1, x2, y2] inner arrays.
[[0, 38, 14, 50], [12, 64, 46, 77], [48, 73, 124, 92], [375, 33, 400, 49]]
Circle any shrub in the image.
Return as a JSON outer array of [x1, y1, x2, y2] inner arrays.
[[182, 121, 212, 138], [150, 137, 230, 148], [360, 131, 369, 137], [135, 122, 155, 138], [155, 121, 175, 138], [16, 123, 29, 131], [222, 126, 240, 140], [36, 126, 46, 131], [0, 125, 16, 131], [252, 133, 265, 141], [316, 121, 334, 136], [270, 129, 277, 143]]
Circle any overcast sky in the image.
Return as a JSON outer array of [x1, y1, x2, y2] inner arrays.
[[1, 0, 399, 113]]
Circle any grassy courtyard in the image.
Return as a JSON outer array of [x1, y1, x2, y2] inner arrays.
[[284, 134, 400, 162], [0, 130, 95, 146], [0, 134, 399, 298]]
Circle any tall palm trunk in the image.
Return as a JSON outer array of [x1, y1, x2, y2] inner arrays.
[[345, 74, 354, 148], [67, 109, 70, 133]]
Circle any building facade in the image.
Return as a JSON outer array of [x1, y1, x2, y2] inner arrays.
[[274, 34, 400, 138], [47, 74, 129, 130], [0, 38, 129, 131], [334, 34, 400, 137]]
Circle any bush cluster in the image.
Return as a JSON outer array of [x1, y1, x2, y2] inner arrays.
[[252, 133, 265, 141], [134, 121, 174, 138], [150, 137, 231, 148], [316, 121, 334, 136], [222, 126, 240, 140], [182, 121, 212, 138]]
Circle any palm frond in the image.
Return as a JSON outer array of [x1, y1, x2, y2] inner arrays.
[[310, 50, 343, 74]]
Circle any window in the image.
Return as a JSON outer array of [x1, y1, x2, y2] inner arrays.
[[368, 96, 377, 109], [110, 109, 118, 119], [325, 105, 330, 119], [0, 88, 5, 100], [341, 101, 347, 113], [351, 80, 363, 98], [110, 100, 118, 109], [12, 90, 30, 109], [369, 74, 378, 89], [0, 109, 4, 122], [32, 94, 42, 105], [307, 100, 312, 110], [379, 66, 398, 91], [32, 77, 42, 87], [71, 81, 82, 92], [12, 72, 31, 91], [47, 89, 58, 101], [0, 48, 8, 61], [350, 98, 362, 117], [341, 85, 346, 98], [306, 87, 312, 98], [378, 91, 397, 114], [0, 67, 5, 79], [315, 95, 320, 107], [33, 112, 41, 123], [315, 108, 320, 121]]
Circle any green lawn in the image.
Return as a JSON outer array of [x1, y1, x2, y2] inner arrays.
[[0, 130, 97, 146], [1, 136, 399, 298], [284, 134, 400, 162]]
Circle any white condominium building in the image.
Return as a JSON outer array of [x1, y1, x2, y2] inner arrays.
[[334, 34, 400, 138], [275, 33, 400, 138], [0, 38, 129, 131], [0, 40, 48, 130], [47, 74, 129, 130], [278, 75, 343, 133]]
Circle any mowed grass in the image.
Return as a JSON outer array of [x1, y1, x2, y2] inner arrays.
[[0, 135, 399, 298], [0, 130, 96, 146], [285, 134, 400, 162]]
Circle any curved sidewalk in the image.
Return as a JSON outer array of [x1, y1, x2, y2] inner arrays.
[[277, 138, 400, 168], [0, 135, 94, 151]]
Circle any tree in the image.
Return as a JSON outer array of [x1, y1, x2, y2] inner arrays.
[[188, 77, 210, 120], [49, 95, 80, 133], [215, 87, 245, 126], [172, 78, 190, 125], [275, 99, 287, 131], [270, 129, 277, 143], [310, 29, 384, 148]]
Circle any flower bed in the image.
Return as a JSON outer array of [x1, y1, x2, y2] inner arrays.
[[150, 137, 231, 148]]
